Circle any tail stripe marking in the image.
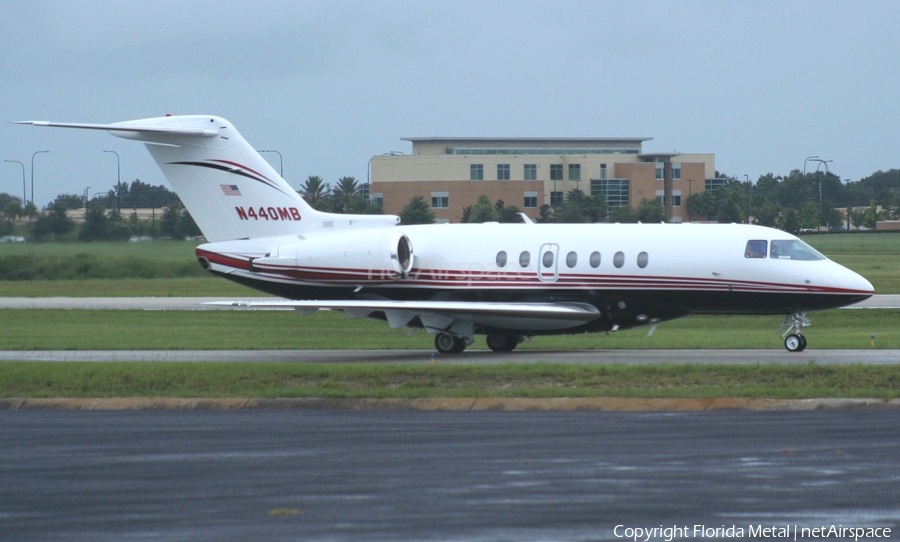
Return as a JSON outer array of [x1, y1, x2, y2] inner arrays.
[[168, 160, 293, 197]]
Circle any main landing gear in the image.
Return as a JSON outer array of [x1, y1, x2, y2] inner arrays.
[[434, 333, 468, 354], [485, 334, 524, 352], [434, 333, 525, 354], [780, 312, 811, 352]]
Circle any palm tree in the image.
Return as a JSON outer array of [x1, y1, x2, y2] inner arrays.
[[331, 176, 359, 212], [298, 175, 327, 210]]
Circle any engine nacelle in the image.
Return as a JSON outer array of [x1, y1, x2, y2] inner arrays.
[[251, 229, 414, 280]]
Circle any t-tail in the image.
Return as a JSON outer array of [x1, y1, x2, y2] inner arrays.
[[14, 115, 398, 242]]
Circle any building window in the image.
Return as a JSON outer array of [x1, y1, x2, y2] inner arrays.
[[550, 164, 563, 181], [497, 164, 510, 180], [524, 191, 538, 209], [431, 191, 449, 209], [524, 164, 537, 180], [706, 177, 728, 191], [600, 163, 608, 179], [672, 193, 682, 207], [672, 163, 681, 180], [370, 192, 384, 210], [569, 164, 581, 181], [655, 159, 665, 181], [593, 179, 629, 210], [470, 164, 483, 181], [550, 191, 564, 206]]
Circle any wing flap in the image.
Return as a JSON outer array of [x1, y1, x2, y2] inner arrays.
[[207, 299, 601, 328]]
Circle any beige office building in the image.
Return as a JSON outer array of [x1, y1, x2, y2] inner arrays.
[[369, 137, 717, 223]]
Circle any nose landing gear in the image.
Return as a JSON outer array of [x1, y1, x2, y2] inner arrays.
[[780, 312, 810, 352]]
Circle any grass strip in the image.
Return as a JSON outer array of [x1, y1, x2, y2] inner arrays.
[[2, 362, 899, 400], [1, 308, 897, 350], [0, 278, 256, 297]]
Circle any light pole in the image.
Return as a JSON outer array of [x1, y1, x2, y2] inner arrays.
[[686, 179, 693, 222], [257, 150, 283, 178], [808, 159, 832, 232], [84, 187, 90, 211], [744, 174, 751, 224], [4, 160, 26, 204], [803, 155, 819, 175], [104, 150, 120, 211], [31, 151, 49, 205]]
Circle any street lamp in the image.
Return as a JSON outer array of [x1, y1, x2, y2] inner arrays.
[[4, 160, 26, 203], [257, 150, 283, 178], [104, 150, 120, 211], [31, 151, 49, 205], [84, 187, 90, 211], [803, 155, 819, 175], [744, 174, 751, 224], [808, 159, 832, 232], [686, 179, 693, 222]]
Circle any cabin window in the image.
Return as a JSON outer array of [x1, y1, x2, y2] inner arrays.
[[745, 240, 767, 259], [542, 251, 554, 268], [519, 251, 531, 268], [496, 251, 507, 267], [637, 252, 649, 268], [589, 251, 601, 268], [566, 251, 577, 268], [770, 240, 826, 261], [613, 251, 625, 268]]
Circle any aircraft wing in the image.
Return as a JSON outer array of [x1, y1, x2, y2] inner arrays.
[[206, 299, 601, 332]]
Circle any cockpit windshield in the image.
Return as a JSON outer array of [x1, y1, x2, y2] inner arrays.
[[744, 239, 826, 261], [769, 239, 825, 261]]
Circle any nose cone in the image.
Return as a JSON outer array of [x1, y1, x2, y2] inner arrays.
[[827, 261, 874, 306]]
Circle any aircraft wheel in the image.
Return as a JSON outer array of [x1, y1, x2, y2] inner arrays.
[[784, 333, 805, 352], [486, 334, 521, 352], [435, 333, 466, 354]]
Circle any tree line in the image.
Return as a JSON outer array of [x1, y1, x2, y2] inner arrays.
[[398, 168, 900, 231], [1, 180, 198, 241], [5, 167, 900, 239]]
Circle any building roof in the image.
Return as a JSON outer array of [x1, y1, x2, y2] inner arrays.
[[402, 137, 652, 145]]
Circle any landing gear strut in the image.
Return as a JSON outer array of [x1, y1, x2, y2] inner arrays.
[[780, 312, 810, 352], [434, 332, 467, 354]]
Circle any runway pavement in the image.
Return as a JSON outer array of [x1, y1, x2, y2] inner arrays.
[[2, 295, 897, 364], [3, 348, 900, 364], [2, 409, 898, 541]]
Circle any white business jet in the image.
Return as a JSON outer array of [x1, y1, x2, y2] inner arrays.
[[17, 115, 874, 353]]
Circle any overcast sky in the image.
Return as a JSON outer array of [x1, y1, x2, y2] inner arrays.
[[2, 0, 899, 206]]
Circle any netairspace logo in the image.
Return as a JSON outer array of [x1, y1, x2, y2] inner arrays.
[[613, 524, 892, 541]]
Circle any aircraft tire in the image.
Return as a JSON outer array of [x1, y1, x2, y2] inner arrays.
[[784, 333, 806, 352], [486, 334, 520, 352], [435, 333, 466, 354]]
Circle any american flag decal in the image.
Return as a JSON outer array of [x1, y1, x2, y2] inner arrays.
[[221, 184, 242, 196]]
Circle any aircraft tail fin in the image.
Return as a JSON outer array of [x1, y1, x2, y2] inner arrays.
[[14, 116, 398, 241]]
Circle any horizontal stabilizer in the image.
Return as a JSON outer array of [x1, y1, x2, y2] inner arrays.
[[11, 120, 219, 137]]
